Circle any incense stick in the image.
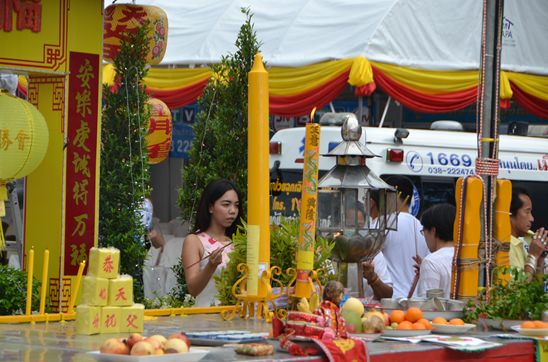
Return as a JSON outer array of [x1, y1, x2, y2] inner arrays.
[[184, 241, 233, 269]]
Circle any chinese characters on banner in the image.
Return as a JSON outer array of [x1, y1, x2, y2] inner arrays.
[[0, 0, 42, 33], [64, 52, 99, 275]]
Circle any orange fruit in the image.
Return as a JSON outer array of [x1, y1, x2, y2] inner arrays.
[[533, 321, 548, 329], [390, 310, 405, 324], [432, 316, 448, 325], [397, 321, 413, 330], [412, 322, 426, 330], [449, 318, 465, 326], [405, 307, 423, 323], [418, 318, 432, 330], [521, 321, 536, 329]]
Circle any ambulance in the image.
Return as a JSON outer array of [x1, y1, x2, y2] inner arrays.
[[269, 114, 548, 229]]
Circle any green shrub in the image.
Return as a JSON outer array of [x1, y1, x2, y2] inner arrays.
[[0, 265, 41, 315]]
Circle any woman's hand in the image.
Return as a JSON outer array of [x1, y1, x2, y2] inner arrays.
[[207, 247, 224, 267]]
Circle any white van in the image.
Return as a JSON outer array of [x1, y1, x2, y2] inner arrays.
[[269, 117, 548, 228]]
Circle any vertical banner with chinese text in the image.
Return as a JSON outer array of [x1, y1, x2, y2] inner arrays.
[[64, 52, 99, 275]]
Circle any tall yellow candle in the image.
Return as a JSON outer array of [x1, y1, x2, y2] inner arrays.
[[67, 260, 86, 314], [39, 249, 50, 314], [247, 53, 270, 297], [451, 177, 482, 300], [294, 120, 321, 298], [25, 247, 35, 315], [494, 179, 512, 282]]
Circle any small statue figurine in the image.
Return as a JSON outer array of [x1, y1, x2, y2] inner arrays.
[[314, 280, 347, 338]]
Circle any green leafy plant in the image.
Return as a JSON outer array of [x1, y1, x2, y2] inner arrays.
[[214, 218, 336, 305], [177, 8, 261, 224], [0, 265, 41, 315], [99, 23, 152, 302], [463, 267, 548, 322]]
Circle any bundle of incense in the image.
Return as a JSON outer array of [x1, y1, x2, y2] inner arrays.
[[185, 241, 233, 269]]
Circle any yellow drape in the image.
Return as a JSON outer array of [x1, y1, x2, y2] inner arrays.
[[506, 71, 548, 101], [103, 63, 212, 90]]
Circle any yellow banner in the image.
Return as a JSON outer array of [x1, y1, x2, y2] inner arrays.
[[246, 225, 260, 296]]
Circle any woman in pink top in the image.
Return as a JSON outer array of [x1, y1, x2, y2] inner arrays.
[[182, 179, 244, 306]]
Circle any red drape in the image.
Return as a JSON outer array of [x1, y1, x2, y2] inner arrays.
[[269, 70, 350, 117], [145, 78, 209, 109], [510, 82, 548, 119], [372, 65, 477, 113]]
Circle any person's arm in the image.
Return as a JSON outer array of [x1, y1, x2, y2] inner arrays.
[[181, 234, 223, 297], [148, 227, 166, 249], [362, 260, 393, 300]]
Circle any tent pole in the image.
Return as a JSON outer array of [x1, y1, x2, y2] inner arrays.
[[379, 96, 391, 128], [477, 0, 504, 291]]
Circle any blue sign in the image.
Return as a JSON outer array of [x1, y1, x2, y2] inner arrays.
[[170, 122, 194, 160]]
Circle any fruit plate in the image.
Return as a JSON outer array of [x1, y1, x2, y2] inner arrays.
[[432, 323, 476, 334], [381, 329, 432, 338], [87, 349, 209, 362], [511, 326, 548, 337]]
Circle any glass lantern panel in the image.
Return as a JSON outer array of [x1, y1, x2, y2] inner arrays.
[[317, 189, 341, 231], [377, 188, 398, 231]]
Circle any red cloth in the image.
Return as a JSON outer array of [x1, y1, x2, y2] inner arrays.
[[146, 78, 209, 109], [312, 337, 369, 362], [270, 71, 350, 117], [314, 300, 348, 338], [372, 65, 477, 113], [510, 82, 548, 119]]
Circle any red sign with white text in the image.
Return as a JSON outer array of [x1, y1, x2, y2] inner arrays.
[[64, 52, 99, 275]]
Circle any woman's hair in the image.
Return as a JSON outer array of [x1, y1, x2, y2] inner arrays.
[[193, 179, 244, 236], [421, 203, 456, 241], [510, 187, 530, 217]]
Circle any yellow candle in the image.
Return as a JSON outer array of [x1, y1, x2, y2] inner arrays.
[[25, 248, 34, 315], [67, 260, 86, 314], [39, 250, 49, 314], [247, 53, 270, 297], [294, 118, 321, 298]]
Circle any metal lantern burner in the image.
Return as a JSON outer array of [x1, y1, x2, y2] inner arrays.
[[317, 114, 398, 297]]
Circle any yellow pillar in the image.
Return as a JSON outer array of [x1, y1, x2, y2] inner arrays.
[[451, 177, 482, 300], [247, 53, 270, 297], [494, 179, 512, 282]]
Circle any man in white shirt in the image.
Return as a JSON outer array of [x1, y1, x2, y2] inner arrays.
[[415, 203, 456, 299], [381, 176, 430, 298]]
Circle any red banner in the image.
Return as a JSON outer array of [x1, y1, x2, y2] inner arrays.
[[64, 52, 99, 275]]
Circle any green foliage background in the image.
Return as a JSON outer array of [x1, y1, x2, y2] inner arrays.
[[99, 25, 151, 302], [463, 267, 548, 322], [177, 8, 261, 224], [0, 264, 41, 315]]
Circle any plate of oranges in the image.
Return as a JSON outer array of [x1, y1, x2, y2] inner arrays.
[[511, 321, 548, 337], [383, 307, 433, 337], [430, 317, 475, 334]]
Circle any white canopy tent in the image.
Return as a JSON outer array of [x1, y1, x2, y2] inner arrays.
[[109, 0, 548, 75]]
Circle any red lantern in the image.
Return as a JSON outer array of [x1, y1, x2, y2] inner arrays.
[[103, 4, 168, 65], [146, 98, 172, 164]]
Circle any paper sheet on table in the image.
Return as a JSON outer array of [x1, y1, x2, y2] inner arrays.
[[419, 335, 503, 351]]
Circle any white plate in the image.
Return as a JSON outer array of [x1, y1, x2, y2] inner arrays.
[[483, 319, 524, 331], [511, 326, 548, 337], [87, 349, 209, 362], [432, 323, 476, 334], [381, 329, 432, 337]]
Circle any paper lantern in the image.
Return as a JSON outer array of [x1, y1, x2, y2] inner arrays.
[[0, 92, 49, 180], [103, 4, 168, 65], [146, 98, 172, 164]]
